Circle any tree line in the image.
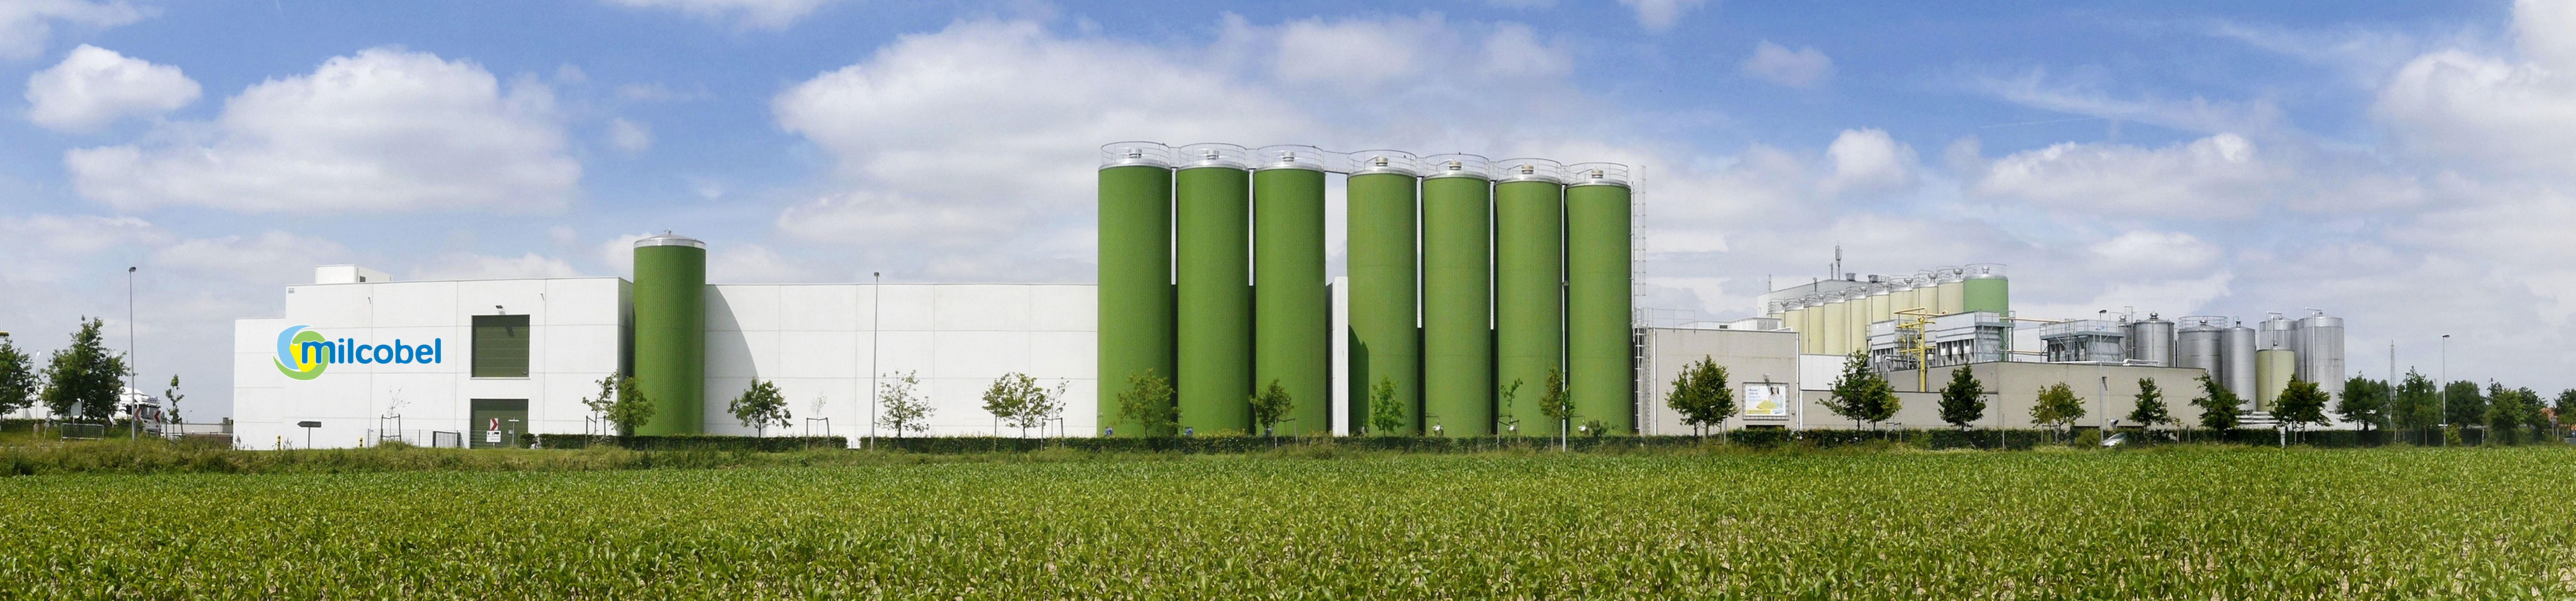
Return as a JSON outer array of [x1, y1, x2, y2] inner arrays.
[[0, 318, 187, 427]]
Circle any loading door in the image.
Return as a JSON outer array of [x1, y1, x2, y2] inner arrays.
[[470, 399, 528, 448]]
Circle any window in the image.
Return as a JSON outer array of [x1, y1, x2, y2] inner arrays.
[[472, 315, 530, 378]]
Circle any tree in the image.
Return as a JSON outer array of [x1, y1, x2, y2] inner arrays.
[[2484, 383, 2534, 445], [2516, 387, 2551, 442], [728, 379, 792, 436], [1937, 367, 1987, 429], [2031, 382, 2087, 440], [41, 318, 128, 424], [1537, 367, 1574, 447], [0, 334, 38, 417], [1496, 378, 1524, 436], [982, 372, 1062, 438], [2335, 375, 2389, 432], [2273, 378, 2331, 442], [2390, 370, 2440, 434], [2190, 373, 2241, 435], [1823, 352, 1899, 430], [2126, 377, 2173, 429], [1110, 370, 1175, 437], [2555, 389, 2575, 438], [877, 370, 935, 438], [1366, 377, 1406, 436], [1249, 379, 1294, 436], [585, 372, 656, 436], [161, 374, 184, 424], [1665, 357, 1733, 437], [2442, 380, 2486, 429]]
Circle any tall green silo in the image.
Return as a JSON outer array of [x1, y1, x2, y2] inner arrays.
[[1419, 154, 1494, 437], [1346, 151, 1421, 435], [632, 231, 705, 436], [1961, 263, 2010, 315], [1096, 142, 1175, 437], [1564, 163, 1634, 435], [1493, 158, 1565, 436], [1174, 143, 1253, 435], [1252, 145, 1328, 436]]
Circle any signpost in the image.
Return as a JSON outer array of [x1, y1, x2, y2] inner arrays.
[[296, 420, 321, 449]]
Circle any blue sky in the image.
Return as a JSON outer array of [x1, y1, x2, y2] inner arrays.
[[5, 0, 2570, 419]]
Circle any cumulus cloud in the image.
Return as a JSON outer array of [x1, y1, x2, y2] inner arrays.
[[2373, 1, 2576, 178], [2087, 231, 2221, 277], [0, 0, 147, 59], [63, 47, 580, 213], [149, 231, 348, 283], [1972, 133, 2271, 217], [607, 117, 652, 154], [411, 252, 585, 281], [600, 0, 837, 29], [24, 44, 198, 131], [1822, 128, 1916, 195], [1740, 40, 1832, 88], [1616, 0, 1705, 32]]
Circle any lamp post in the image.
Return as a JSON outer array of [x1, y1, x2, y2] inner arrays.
[[868, 272, 881, 450]]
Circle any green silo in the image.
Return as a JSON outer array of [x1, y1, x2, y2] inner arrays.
[[1565, 163, 1634, 435], [1096, 142, 1175, 437], [1174, 143, 1253, 435], [632, 231, 705, 435], [1252, 145, 1328, 436], [1346, 151, 1421, 435], [1961, 263, 2010, 315], [1420, 154, 1494, 437], [1493, 158, 1565, 436]]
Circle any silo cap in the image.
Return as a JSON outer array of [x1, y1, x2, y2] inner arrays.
[[635, 231, 706, 249]]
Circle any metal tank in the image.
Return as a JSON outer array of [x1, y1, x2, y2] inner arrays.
[[2294, 311, 2346, 391], [1564, 162, 1634, 436], [1174, 143, 1253, 434], [1781, 304, 1807, 348], [1252, 145, 1329, 436], [1801, 297, 1827, 354], [2257, 314, 2297, 352], [2224, 323, 2257, 403], [2126, 314, 2175, 367], [1866, 285, 1893, 329], [632, 231, 705, 435], [1935, 268, 1966, 316], [1820, 293, 1849, 356], [1096, 143, 1176, 436], [1494, 158, 1565, 436], [2254, 348, 2296, 411], [1961, 264, 2009, 315], [1893, 279, 1921, 315], [1344, 151, 1422, 435], [1420, 154, 1495, 437], [1846, 289, 1871, 356], [2175, 316, 2226, 388]]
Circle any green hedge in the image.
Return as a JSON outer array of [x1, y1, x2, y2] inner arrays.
[[535, 434, 847, 452]]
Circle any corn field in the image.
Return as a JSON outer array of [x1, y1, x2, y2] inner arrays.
[[1, 446, 2569, 599]]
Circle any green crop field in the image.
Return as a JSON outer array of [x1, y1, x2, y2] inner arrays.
[[1, 446, 2570, 599]]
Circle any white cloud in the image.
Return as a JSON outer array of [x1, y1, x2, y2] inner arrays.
[[607, 117, 652, 154], [1822, 128, 1916, 195], [1980, 69, 2285, 135], [1740, 40, 1832, 88], [2087, 230, 2220, 277], [1972, 133, 2271, 217], [410, 252, 585, 281], [149, 231, 347, 283], [1272, 15, 1441, 87], [2375, 40, 2576, 176], [64, 47, 580, 213], [24, 44, 198, 131], [600, 0, 836, 30], [1616, 0, 1705, 32], [0, 0, 147, 59]]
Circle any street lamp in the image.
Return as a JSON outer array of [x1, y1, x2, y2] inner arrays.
[[868, 272, 881, 449]]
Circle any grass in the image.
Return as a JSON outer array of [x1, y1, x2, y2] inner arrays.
[[0, 446, 2570, 598]]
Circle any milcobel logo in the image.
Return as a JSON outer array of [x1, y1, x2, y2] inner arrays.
[[273, 325, 444, 381]]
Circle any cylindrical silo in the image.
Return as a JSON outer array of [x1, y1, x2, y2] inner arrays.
[[1346, 151, 1422, 436], [1782, 304, 1807, 346], [1893, 280, 1921, 315], [1820, 295, 1848, 356], [2176, 316, 2225, 386], [1845, 289, 1870, 356], [633, 231, 706, 436], [1961, 264, 2009, 315], [2126, 314, 2175, 367], [2257, 314, 2297, 352], [2254, 348, 2296, 411], [1253, 145, 1329, 436], [2294, 312, 2345, 392], [1174, 143, 1253, 434], [1494, 158, 1565, 436], [2224, 323, 2257, 403], [1564, 162, 1634, 436], [1420, 154, 1494, 437], [1096, 143, 1175, 437], [1936, 268, 1966, 316]]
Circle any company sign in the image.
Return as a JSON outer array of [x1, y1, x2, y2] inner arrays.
[[273, 325, 443, 381], [1742, 383, 1788, 417]]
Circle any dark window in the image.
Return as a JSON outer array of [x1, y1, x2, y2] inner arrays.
[[472, 315, 530, 378]]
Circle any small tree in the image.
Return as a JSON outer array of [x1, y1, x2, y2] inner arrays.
[[2335, 375, 2389, 432], [1496, 378, 1524, 436], [2190, 373, 2241, 437], [602, 374, 657, 436], [728, 379, 792, 436], [2126, 378, 2172, 429], [1937, 367, 1986, 429], [1666, 357, 1733, 437], [2484, 383, 2531, 445], [982, 372, 1061, 438], [1823, 352, 1899, 430], [2391, 370, 2440, 436], [1366, 377, 1406, 436], [2274, 378, 2330, 443], [161, 374, 184, 424], [0, 334, 33, 417], [2031, 383, 2086, 441], [877, 370, 934, 438], [1112, 370, 1176, 437], [2554, 389, 2575, 438], [2442, 381, 2486, 430], [1249, 379, 1294, 437], [42, 318, 129, 424], [1537, 368, 1574, 448]]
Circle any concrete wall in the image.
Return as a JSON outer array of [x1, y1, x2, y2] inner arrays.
[[701, 283, 1095, 438], [1636, 327, 1802, 434], [1812, 363, 2216, 430]]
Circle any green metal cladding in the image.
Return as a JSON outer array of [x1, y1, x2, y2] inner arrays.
[[1345, 159, 1421, 435], [632, 233, 706, 436], [1252, 149, 1328, 436], [1962, 270, 2010, 316], [1419, 157, 1494, 438], [1096, 151, 1175, 437], [1492, 163, 1564, 436], [1174, 145, 1253, 435], [1564, 169, 1633, 435]]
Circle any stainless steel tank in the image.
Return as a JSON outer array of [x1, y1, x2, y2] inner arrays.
[[2125, 314, 2176, 367], [2223, 323, 2257, 401], [2258, 314, 2297, 352], [2294, 311, 2345, 389], [2176, 316, 2225, 384]]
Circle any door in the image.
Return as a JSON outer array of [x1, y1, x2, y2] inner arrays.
[[470, 399, 529, 448]]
